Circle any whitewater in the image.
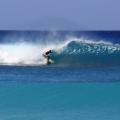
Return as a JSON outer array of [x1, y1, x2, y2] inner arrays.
[[0, 37, 120, 67]]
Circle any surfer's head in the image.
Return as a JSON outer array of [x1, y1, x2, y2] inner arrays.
[[45, 50, 53, 55]]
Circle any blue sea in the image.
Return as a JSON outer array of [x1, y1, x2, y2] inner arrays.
[[0, 31, 120, 120]]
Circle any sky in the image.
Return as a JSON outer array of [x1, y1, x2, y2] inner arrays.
[[0, 0, 119, 30]]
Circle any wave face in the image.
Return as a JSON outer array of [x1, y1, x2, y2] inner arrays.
[[0, 38, 120, 67], [51, 40, 120, 67]]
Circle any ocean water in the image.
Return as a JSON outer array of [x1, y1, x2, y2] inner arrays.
[[0, 31, 120, 120], [0, 83, 120, 120]]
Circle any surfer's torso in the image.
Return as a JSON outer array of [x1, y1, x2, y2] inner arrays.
[[43, 50, 53, 65]]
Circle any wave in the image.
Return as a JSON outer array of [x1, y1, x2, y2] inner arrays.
[[0, 38, 120, 67], [51, 39, 120, 67]]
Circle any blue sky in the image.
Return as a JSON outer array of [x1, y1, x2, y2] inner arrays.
[[0, 0, 119, 30]]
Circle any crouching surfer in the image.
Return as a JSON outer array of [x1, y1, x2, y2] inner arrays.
[[43, 50, 53, 65]]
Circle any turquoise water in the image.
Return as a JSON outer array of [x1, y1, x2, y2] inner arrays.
[[0, 31, 120, 120], [0, 66, 120, 119], [0, 83, 120, 120]]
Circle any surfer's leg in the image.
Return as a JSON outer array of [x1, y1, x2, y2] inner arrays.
[[47, 56, 51, 65], [47, 56, 50, 62]]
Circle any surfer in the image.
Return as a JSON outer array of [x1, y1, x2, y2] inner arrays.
[[43, 50, 53, 65]]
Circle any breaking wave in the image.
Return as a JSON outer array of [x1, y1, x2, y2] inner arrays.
[[0, 38, 120, 67]]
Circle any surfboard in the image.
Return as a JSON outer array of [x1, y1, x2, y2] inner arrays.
[[47, 59, 54, 65]]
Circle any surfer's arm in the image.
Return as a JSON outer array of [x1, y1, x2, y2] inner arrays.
[[43, 53, 48, 58]]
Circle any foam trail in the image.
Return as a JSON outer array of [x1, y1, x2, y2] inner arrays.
[[0, 41, 65, 66], [0, 43, 44, 65]]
